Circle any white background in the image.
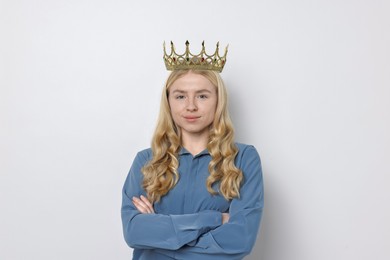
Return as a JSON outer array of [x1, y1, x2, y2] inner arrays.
[[1, 0, 389, 259]]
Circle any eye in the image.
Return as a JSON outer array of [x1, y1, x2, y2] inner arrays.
[[175, 95, 185, 100], [198, 94, 208, 99]]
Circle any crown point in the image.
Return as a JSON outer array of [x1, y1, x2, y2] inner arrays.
[[185, 40, 190, 45], [202, 41, 205, 46]]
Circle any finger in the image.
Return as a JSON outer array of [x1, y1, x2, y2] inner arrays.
[[133, 197, 153, 214], [140, 195, 155, 213], [139, 196, 152, 213], [222, 213, 230, 224], [132, 197, 150, 214], [133, 199, 150, 214], [132, 198, 145, 213]]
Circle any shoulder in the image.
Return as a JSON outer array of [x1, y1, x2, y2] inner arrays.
[[135, 148, 153, 161], [235, 142, 260, 158], [234, 142, 262, 169], [126, 148, 152, 182], [130, 148, 153, 169]]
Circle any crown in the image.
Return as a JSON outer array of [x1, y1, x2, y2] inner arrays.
[[163, 41, 228, 72]]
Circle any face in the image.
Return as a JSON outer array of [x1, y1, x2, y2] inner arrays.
[[168, 71, 218, 139]]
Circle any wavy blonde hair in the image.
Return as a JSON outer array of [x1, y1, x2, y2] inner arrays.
[[142, 69, 243, 203]]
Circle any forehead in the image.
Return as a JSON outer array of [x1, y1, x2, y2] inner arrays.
[[169, 72, 216, 92]]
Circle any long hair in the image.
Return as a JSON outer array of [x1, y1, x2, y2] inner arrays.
[[142, 69, 243, 203]]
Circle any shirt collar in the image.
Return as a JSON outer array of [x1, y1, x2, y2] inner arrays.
[[179, 146, 210, 157]]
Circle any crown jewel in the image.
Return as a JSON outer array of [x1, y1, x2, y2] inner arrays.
[[163, 41, 228, 72]]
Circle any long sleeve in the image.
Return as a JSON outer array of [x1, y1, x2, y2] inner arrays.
[[121, 150, 223, 250], [155, 145, 264, 259]]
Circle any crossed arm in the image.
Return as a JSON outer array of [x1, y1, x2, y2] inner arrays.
[[132, 195, 230, 224]]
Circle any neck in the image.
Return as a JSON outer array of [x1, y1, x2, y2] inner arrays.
[[181, 132, 209, 156]]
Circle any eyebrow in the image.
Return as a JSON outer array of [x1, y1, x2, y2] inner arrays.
[[171, 89, 213, 94]]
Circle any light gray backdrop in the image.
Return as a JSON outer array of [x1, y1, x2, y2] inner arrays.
[[1, 0, 389, 259]]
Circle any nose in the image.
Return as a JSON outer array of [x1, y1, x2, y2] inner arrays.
[[186, 97, 198, 111]]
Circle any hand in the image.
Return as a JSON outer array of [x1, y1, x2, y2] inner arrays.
[[222, 213, 230, 224], [132, 195, 155, 214]]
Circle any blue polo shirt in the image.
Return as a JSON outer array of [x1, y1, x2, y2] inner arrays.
[[121, 143, 264, 260]]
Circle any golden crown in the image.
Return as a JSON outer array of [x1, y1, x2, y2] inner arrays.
[[163, 41, 228, 72]]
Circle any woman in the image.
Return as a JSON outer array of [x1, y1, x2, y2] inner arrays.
[[121, 42, 264, 260]]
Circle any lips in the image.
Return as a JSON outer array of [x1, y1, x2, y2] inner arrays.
[[183, 116, 200, 122]]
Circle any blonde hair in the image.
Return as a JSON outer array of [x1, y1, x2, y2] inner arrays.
[[142, 70, 243, 203]]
